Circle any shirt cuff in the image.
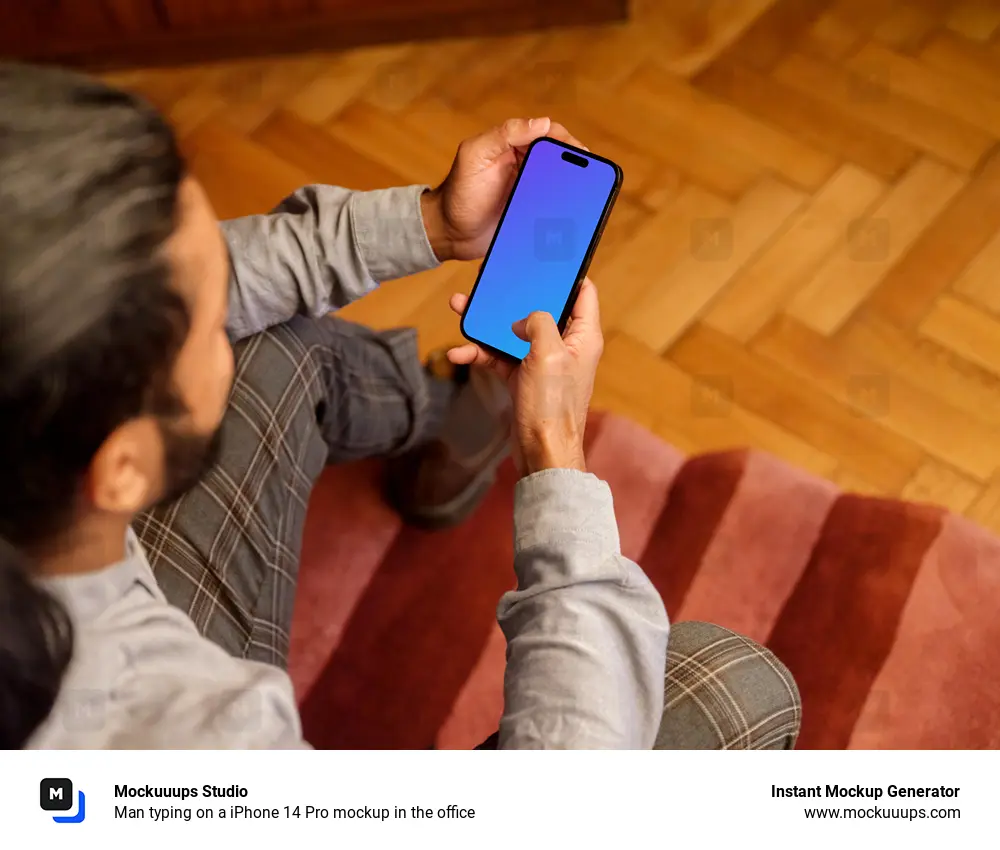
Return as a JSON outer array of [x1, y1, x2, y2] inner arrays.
[[350, 184, 441, 282], [513, 468, 622, 568]]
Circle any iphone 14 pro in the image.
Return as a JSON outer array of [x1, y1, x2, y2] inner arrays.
[[460, 137, 623, 362]]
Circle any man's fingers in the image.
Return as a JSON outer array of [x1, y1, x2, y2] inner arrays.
[[569, 277, 601, 328], [469, 117, 552, 162], [564, 279, 604, 361], [446, 343, 514, 381], [449, 292, 469, 316], [546, 121, 588, 151], [447, 343, 492, 367], [459, 116, 588, 170], [512, 311, 563, 354], [446, 343, 478, 364]]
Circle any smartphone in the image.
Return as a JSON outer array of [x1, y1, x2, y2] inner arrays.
[[460, 137, 623, 362]]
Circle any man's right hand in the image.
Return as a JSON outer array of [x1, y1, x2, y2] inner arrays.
[[445, 278, 604, 478]]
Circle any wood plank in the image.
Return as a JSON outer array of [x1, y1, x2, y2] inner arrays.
[[285, 45, 411, 124], [754, 317, 1000, 479], [846, 42, 1000, 137], [918, 295, 1000, 377], [182, 118, 312, 219], [966, 475, 1000, 535], [435, 32, 545, 111], [600, 333, 839, 477], [919, 30, 1000, 97], [624, 63, 838, 190], [706, 164, 884, 341], [325, 100, 456, 186], [710, 0, 834, 72], [214, 56, 329, 135], [821, 0, 899, 34], [251, 109, 408, 190], [400, 95, 511, 157], [339, 263, 471, 334], [163, 58, 319, 138], [872, 1, 948, 53], [643, 0, 779, 77], [502, 28, 600, 108], [589, 383, 659, 435], [901, 459, 983, 513], [592, 184, 733, 326], [868, 147, 1000, 326], [773, 51, 993, 170], [622, 178, 804, 351], [360, 39, 480, 113], [953, 229, 1000, 315], [828, 467, 887, 497], [694, 58, 917, 181], [585, 195, 653, 280], [796, 0, 906, 60], [946, 0, 1000, 42], [797, 8, 865, 62], [670, 323, 922, 491], [570, 80, 761, 199], [841, 313, 1000, 427], [103, 65, 208, 113], [637, 165, 687, 212], [787, 158, 964, 335], [571, 18, 653, 88], [163, 70, 232, 140]]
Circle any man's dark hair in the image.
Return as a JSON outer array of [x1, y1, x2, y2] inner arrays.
[[0, 64, 187, 747]]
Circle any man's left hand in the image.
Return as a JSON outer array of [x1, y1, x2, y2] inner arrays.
[[421, 117, 587, 263]]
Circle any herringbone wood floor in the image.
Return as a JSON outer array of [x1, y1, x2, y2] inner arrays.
[[103, 0, 1000, 532]]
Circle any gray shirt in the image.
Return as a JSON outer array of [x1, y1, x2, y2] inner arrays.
[[29, 184, 669, 749]]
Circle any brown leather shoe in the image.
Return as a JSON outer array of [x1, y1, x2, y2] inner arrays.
[[384, 351, 512, 529]]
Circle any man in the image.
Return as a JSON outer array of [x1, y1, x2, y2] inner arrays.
[[0, 64, 800, 749]]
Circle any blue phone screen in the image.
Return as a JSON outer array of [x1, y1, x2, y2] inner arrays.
[[462, 139, 618, 360]]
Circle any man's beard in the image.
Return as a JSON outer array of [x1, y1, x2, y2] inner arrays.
[[155, 421, 224, 507]]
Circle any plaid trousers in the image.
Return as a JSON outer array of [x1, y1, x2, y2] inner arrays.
[[135, 315, 801, 750]]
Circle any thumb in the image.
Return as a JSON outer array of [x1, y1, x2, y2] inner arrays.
[[512, 311, 563, 356], [564, 278, 602, 345], [471, 117, 552, 162]]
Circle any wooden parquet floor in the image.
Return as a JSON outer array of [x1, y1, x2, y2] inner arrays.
[[102, 0, 1000, 532]]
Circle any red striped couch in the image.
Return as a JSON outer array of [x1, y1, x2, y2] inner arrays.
[[288, 413, 1000, 749]]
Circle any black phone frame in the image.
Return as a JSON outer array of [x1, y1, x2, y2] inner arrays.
[[458, 135, 624, 364]]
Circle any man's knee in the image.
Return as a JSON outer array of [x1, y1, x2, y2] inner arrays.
[[655, 621, 801, 750]]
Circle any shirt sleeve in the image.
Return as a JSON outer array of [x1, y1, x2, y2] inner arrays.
[[109, 662, 312, 750], [221, 184, 440, 342], [497, 469, 670, 749]]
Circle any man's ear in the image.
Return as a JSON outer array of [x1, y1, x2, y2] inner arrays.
[[86, 418, 162, 514]]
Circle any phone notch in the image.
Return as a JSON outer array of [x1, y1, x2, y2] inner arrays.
[[561, 151, 589, 168]]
